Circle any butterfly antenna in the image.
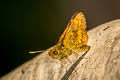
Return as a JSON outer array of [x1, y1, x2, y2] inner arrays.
[[29, 50, 46, 54]]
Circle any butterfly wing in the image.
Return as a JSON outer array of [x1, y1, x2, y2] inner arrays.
[[58, 12, 88, 49]]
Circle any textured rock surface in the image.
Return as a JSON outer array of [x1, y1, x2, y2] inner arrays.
[[1, 19, 120, 80]]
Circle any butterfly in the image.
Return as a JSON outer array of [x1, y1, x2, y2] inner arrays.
[[29, 12, 90, 61]]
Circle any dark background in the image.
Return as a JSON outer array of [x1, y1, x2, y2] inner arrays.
[[1, 0, 120, 77]]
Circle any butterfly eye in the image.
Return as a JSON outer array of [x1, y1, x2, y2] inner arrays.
[[53, 51, 58, 55]]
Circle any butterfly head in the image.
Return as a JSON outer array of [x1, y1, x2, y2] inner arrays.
[[48, 46, 72, 60]]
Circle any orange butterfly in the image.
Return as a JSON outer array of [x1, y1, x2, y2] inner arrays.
[[29, 12, 90, 61]]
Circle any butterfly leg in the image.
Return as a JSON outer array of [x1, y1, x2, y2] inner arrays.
[[73, 52, 79, 57]]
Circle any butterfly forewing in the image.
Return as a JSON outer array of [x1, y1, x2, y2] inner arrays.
[[58, 12, 88, 50]]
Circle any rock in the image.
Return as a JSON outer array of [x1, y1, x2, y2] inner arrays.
[[1, 19, 120, 80]]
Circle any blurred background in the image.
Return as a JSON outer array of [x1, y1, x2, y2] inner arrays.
[[1, 0, 120, 77]]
